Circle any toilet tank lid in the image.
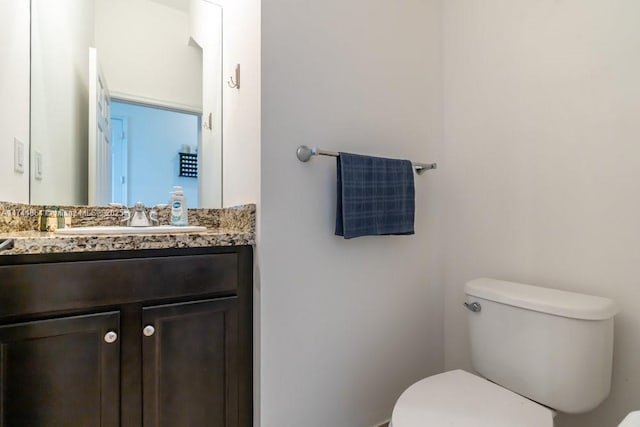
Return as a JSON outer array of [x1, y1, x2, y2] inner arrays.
[[465, 278, 619, 320]]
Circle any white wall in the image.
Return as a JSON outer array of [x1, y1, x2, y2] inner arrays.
[[190, 0, 223, 208], [0, 0, 29, 203], [260, 0, 443, 425], [111, 101, 199, 207], [442, 1, 640, 426], [30, 0, 94, 205], [95, 0, 203, 112], [221, 0, 261, 207]]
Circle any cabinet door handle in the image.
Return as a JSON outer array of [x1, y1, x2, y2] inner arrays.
[[143, 325, 155, 337], [104, 331, 118, 343]]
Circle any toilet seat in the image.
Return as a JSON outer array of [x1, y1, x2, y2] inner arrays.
[[619, 412, 640, 427], [391, 369, 554, 427]]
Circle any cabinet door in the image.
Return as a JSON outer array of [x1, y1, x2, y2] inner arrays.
[[142, 298, 239, 427], [0, 312, 120, 427]]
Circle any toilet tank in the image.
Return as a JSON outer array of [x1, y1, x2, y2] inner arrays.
[[465, 278, 619, 414]]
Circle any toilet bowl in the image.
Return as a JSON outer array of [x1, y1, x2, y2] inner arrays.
[[390, 278, 618, 427], [391, 370, 554, 427], [619, 412, 640, 427]]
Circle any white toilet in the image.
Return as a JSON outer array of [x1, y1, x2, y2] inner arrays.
[[619, 412, 640, 427], [391, 278, 619, 427]]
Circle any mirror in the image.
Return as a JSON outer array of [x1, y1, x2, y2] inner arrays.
[[29, 0, 223, 208]]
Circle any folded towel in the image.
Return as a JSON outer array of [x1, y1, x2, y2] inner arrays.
[[335, 152, 415, 239]]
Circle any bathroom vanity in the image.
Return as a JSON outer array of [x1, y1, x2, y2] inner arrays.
[[0, 245, 253, 427]]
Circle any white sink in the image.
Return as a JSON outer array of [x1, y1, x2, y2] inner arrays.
[[54, 225, 207, 235]]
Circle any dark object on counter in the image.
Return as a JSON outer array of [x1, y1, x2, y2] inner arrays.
[[0, 239, 14, 252]]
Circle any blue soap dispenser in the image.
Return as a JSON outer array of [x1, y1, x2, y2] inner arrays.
[[169, 186, 189, 226]]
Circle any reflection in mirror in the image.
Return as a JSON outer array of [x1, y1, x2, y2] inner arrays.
[[110, 100, 200, 207], [29, 0, 222, 208]]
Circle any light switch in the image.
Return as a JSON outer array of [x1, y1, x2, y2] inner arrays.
[[34, 150, 43, 180], [13, 138, 24, 174]]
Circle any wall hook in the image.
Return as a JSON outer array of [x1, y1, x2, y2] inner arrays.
[[228, 64, 240, 89], [203, 112, 213, 130]]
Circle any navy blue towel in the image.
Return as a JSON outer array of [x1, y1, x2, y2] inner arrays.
[[335, 152, 415, 239]]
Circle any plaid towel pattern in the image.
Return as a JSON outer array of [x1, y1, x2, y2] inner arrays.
[[335, 152, 415, 239]]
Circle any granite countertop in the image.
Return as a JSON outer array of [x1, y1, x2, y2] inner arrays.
[[0, 203, 255, 256]]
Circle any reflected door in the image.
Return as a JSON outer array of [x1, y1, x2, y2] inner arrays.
[[111, 116, 128, 205], [89, 47, 112, 206]]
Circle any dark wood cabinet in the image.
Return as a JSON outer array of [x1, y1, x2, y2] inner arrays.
[[0, 246, 253, 427], [142, 298, 239, 427], [0, 312, 120, 427]]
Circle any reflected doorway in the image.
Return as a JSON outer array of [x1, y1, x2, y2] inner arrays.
[[109, 100, 201, 207], [110, 116, 128, 206]]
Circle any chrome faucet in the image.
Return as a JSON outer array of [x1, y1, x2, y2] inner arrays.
[[130, 202, 151, 227], [109, 202, 167, 227], [149, 203, 168, 226]]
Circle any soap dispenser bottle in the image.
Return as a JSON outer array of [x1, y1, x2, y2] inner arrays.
[[169, 186, 189, 226]]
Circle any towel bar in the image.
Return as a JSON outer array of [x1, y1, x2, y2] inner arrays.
[[296, 145, 437, 175]]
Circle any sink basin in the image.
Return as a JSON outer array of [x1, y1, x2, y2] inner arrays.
[[54, 225, 207, 235]]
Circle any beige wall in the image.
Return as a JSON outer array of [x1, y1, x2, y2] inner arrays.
[[0, 0, 29, 203], [442, 1, 640, 426], [260, 0, 444, 425]]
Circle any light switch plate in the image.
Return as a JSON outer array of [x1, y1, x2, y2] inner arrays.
[[34, 150, 43, 180], [13, 138, 24, 173]]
